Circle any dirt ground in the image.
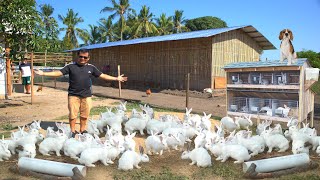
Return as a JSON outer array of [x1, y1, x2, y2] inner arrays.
[[0, 83, 320, 179]]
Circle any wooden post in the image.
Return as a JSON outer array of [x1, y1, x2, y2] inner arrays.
[[311, 94, 315, 127], [42, 50, 47, 86], [298, 66, 305, 128], [118, 65, 121, 98], [186, 73, 190, 109], [31, 52, 34, 105], [5, 46, 12, 96]]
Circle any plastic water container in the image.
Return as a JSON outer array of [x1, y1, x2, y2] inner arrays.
[[305, 68, 319, 81]]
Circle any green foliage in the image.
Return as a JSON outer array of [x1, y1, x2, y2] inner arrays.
[[311, 81, 320, 95], [113, 167, 188, 180], [0, 0, 41, 56], [297, 50, 320, 68], [0, 132, 12, 138], [1, 123, 15, 131], [186, 16, 228, 31]]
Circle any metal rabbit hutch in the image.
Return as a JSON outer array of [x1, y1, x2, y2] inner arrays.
[[223, 59, 319, 126]]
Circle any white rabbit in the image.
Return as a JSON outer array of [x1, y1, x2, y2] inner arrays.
[[200, 112, 212, 130], [118, 146, 150, 171], [124, 131, 136, 151], [124, 112, 150, 135], [262, 128, 289, 153], [256, 120, 272, 135], [139, 104, 154, 119], [63, 134, 94, 159], [220, 116, 238, 133], [235, 115, 252, 130], [39, 130, 68, 156], [218, 142, 251, 163], [194, 130, 206, 149], [292, 140, 310, 154], [259, 106, 272, 116], [55, 122, 72, 138], [205, 139, 222, 158], [29, 120, 42, 130], [78, 141, 113, 167], [235, 131, 263, 156], [87, 119, 100, 136], [145, 131, 168, 155], [117, 101, 127, 112], [0, 139, 11, 161], [18, 144, 36, 158], [45, 126, 57, 138], [181, 146, 212, 167], [287, 117, 299, 127], [107, 140, 125, 163]]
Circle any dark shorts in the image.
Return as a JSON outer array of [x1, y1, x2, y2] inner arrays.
[[22, 76, 31, 85]]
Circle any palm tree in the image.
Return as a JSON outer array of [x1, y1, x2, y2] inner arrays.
[[58, 9, 84, 48], [39, 4, 59, 51], [78, 25, 102, 45], [173, 10, 188, 33], [155, 13, 174, 35], [101, 0, 133, 41], [132, 5, 158, 38], [98, 17, 118, 42]]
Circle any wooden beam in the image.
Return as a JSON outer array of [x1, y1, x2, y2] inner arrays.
[[227, 111, 289, 122], [227, 84, 300, 90], [5, 46, 12, 96], [225, 66, 300, 72]]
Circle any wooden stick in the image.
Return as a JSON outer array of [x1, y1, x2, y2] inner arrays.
[[244, 161, 318, 179], [186, 73, 190, 109], [31, 52, 34, 105], [118, 65, 121, 98]]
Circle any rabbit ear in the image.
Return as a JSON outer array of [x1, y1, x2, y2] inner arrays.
[[139, 146, 143, 154]]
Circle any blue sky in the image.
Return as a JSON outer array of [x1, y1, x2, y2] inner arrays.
[[36, 0, 320, 60]]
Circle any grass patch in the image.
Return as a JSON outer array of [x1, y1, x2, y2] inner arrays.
[[311, 81, 320, 95], [113, 167, 188, 180], [0, 131, 12, 138], [92, 96, 107, 101], [1, 123, 16, 131], [192, 162, 242, 179], [111, 101, 184, 113], [54, 115, 69, 120], [279, 173, 320, 180]]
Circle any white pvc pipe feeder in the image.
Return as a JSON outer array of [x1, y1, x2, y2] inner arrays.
[[18, 157, 86, 177], [243, 153, 310, 173]]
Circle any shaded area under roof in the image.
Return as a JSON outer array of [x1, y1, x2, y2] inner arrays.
[[69, 25, 276, 52], [223, 58, 308, 69]]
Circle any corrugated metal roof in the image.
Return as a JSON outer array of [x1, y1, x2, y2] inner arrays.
[[69, 25, 276, 52], [223, 58, 308, 69]]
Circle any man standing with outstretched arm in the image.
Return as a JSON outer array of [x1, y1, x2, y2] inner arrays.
[[34, 48, 127, 137]]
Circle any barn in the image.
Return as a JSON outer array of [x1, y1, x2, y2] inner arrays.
[[70, 25, 276, 91]]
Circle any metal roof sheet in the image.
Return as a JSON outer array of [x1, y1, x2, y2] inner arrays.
[[223, 58, 308, 69], [69, 25, 276, 52]]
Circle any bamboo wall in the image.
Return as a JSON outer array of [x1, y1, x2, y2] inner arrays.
[[211, 29, 261, 80], [73, 29, 263, 91], [85, 37, 212, 90]]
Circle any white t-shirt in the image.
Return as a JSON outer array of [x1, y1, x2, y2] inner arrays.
[[19, 63, 31, 77]]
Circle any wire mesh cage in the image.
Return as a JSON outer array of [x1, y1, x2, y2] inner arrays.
[[274, 72, 287, 85], [228, 97, 247, 112], [249, 73, 261, 84], [273, 99, 299, 117], [228, 96, 299, 117], [261, 72, 273, 85], [287, 71, 300, 85]]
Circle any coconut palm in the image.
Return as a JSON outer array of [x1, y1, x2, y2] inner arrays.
[[155, 13, 174, 35], [98, 17, 118, 42], [173, 10, 188, 33], [78, 24, 102, 45], [58, 9, 84, 48], [39, 4, 59, 51], [101, 0, 133, 41], [132, 5, 158, 38]]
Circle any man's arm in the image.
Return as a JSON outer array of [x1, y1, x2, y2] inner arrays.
[[34, 69, 63, 77], [99, 73, 127, 82]]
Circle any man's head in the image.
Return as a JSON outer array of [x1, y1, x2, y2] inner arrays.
[[76, 48, 90, 65], [23, 57, 28, 63]]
